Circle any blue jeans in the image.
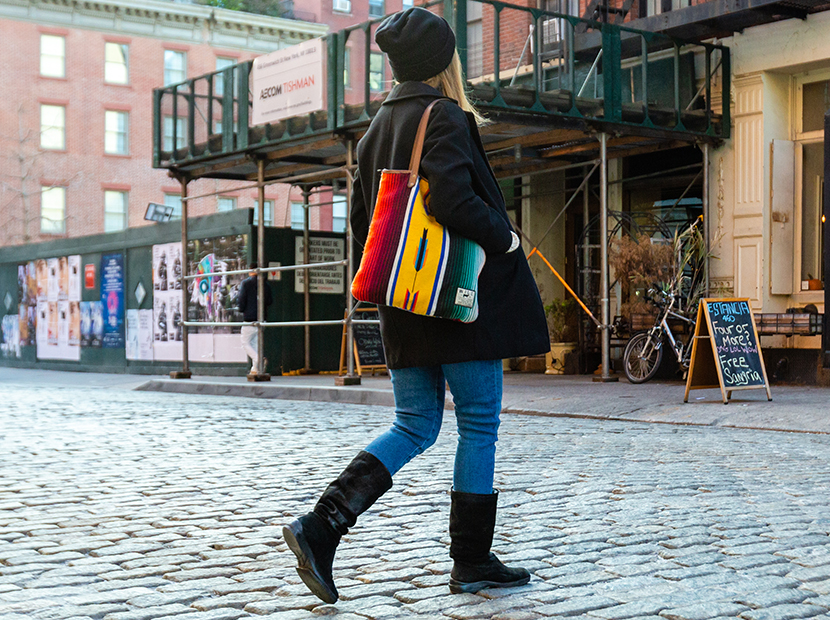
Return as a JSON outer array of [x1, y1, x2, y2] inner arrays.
[[364, 359, 503, 494]]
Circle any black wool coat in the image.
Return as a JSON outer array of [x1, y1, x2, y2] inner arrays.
[[351, 81, 550, 369]]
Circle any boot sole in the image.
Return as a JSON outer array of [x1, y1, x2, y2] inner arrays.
[[448, 574, 531, 594], [282, 523, 338, 604]]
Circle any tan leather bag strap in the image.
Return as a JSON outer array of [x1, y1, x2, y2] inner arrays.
[[407, 99, 447, 188]]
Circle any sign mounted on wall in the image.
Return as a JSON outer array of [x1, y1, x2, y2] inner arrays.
[[684, 298, 772, 404], [252, 38, 324, 126]]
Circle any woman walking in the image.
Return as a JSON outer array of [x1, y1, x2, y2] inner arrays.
[[283, 7, 549, 604]]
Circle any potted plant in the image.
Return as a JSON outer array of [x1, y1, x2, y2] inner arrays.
[[545, 298, 577, 375]]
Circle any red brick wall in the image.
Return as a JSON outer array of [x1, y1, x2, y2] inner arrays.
[[0, 18, 326, 248]]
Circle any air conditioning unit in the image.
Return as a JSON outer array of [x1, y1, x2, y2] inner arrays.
[[333, 0, 350, 12]]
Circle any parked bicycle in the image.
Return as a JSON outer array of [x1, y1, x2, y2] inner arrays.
[[622, 287, 697, 383]]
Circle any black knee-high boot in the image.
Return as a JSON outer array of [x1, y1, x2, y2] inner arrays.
[[448, 489, 531, 594], [282, 451, 393, 603]]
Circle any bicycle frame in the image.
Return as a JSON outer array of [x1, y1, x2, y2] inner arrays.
[[650, 294, 696, 368]]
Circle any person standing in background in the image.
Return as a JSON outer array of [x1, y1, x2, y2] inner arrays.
[[237, 262, 273, 374]]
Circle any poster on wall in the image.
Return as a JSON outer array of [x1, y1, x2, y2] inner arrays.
[[1, 314, 20, 359], [294, 237, 345, 294], [152, 242, 184, 361], [138, 309, 154, 361], [186, 234, 249, 364], [101, 253, 125, 348], [35, 254, 82, 361], [18, 262, 36, 347], [80, 301, 103, 348], [126, 309, 139, 360]]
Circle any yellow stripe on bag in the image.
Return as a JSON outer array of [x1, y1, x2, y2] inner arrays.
[[388, 180, 448, 316]]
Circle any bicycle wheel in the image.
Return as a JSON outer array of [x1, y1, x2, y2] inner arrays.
[[623, 331, 663, 384]]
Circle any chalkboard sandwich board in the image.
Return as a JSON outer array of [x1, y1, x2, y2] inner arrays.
[[339, 307, 387, 376], [684, 298, 771, 404]]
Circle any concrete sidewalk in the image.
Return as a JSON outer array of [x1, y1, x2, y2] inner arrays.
[[133, 370, 830, 434], [2, 366, 826, 434]]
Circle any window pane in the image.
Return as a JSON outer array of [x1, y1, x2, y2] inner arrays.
[[105, 43, 129, 84], [290, 202, 305, 230], [105, 110, 129, 154], [218, 197, 236, 212], [215, 57, 235, 96], [369, 53, 384, 92], [369, 0, 384, 17], [40, 35, 65, 78], [163, 116, 187, 151], [164, 194, 182, 220], [801, 142, 825, 285], [104, 191, 128, 232], [803, 80, 830, 133], [41, 186, 66, 234], [164, 50, 186, 86], [332, 195, 347, 233], [40, 105, 65, 150], [344, 48, 351, 89], [253, 200, 274, 226]]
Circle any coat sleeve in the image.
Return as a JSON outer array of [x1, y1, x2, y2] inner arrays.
[[419, 103, 513, 255], [350, 169, 369, 248]]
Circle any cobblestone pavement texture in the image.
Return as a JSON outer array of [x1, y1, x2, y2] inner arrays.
[[2, 378, 830, 620]]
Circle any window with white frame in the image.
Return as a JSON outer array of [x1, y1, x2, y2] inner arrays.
[[215, 57, 236, 97], [369, 53, 385, 92], [40, 104, 66, 150], [253, 200, 274, 226], [41, 186, 66, 234], [40, 34, 65, 78], [104, 190, 128, 232], [163, 50, 186, 86], [105, 42, 129, 84], [797, 75, 830, 289], [164, 193, 182, 220], [333, 0, 350, 12], [332, 194, 347, 233], [402, 0, 413, 8], [290, 201, 305, 230], [369, 0, 384, 17], [218, 197, 237, 212], [105, 110, 129, 155], [163, 116, 187, 151]]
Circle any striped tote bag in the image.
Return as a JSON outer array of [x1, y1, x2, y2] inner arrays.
[[351, 100, 486, 323]]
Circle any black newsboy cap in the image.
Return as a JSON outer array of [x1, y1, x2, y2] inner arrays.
[[375, 7, 456, 82]]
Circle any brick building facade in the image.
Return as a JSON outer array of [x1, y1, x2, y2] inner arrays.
[[0, 0, 326, 248]]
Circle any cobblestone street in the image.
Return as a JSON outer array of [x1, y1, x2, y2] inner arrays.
[[3, 379, 830, 620]]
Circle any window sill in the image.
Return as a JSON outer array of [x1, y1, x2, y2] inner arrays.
[[39, 148, 67, 153], [104, 82, 133, 88], [104, 152, 132, 158], [39, 75, 68, 81]]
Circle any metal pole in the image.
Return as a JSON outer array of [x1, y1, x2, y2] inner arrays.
[[302, 187, 312, 372], [336, 139, 360, 386], [702, 142, 710, 297], [583, 165, 590, 300], [171, 176, 192, 379], [595, 133, 617, 382], [253, 158, 270, 380]]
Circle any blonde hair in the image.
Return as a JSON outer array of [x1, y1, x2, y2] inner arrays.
[[424, 50, 486, 126]]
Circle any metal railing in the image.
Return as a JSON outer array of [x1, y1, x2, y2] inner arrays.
[[153, 0, 730, 170]]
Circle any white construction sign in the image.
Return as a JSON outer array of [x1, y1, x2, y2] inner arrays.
[[252, 38, 324, 126]]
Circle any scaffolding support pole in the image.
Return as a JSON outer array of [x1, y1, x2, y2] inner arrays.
[[702, 142, 710, 297], [252, 158, 270, 381], [336, 139, 361, 386], [302, 187, 312, 372], [596, 133, 617, 382], [171, 176, 192, 380]]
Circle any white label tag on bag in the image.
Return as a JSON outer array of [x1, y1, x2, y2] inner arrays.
[[455, 288, 475, 308]]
